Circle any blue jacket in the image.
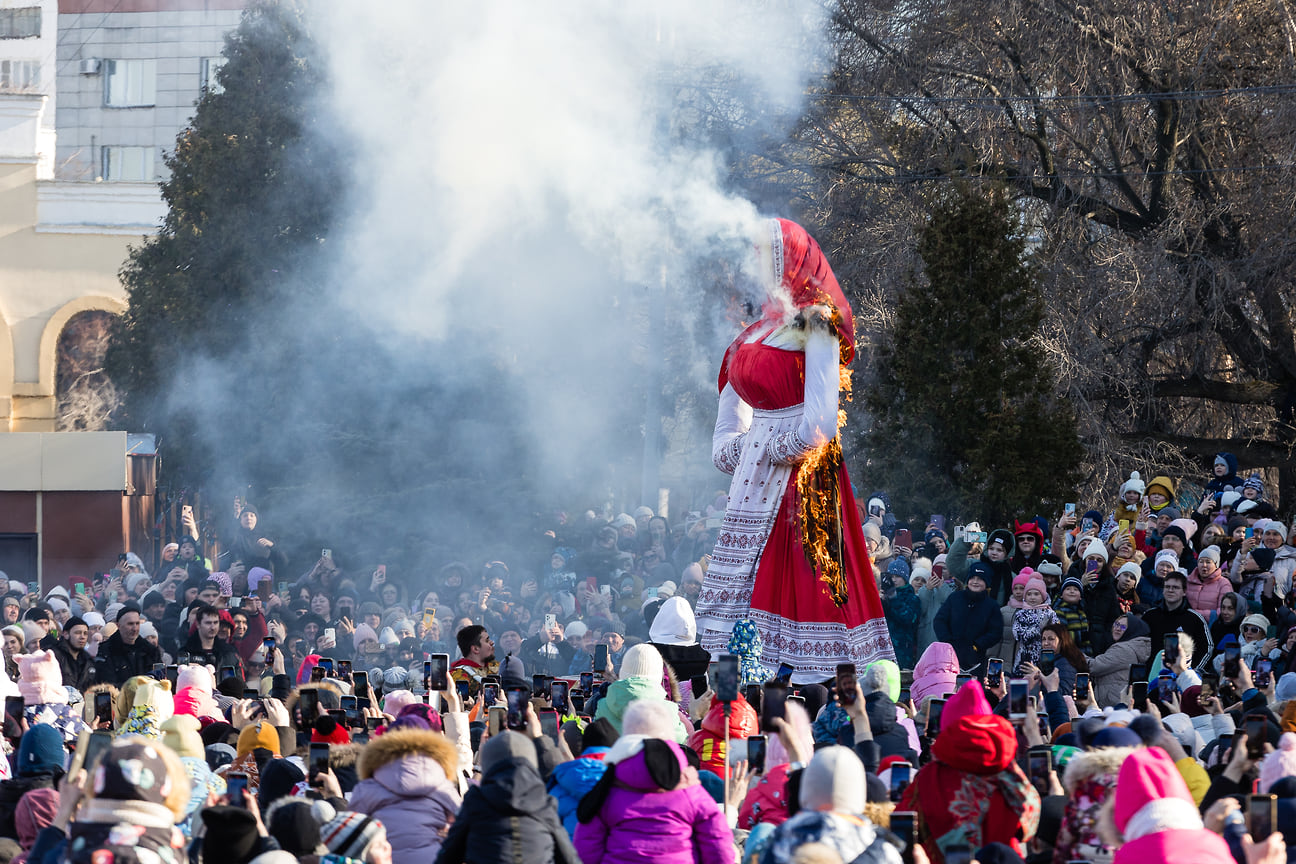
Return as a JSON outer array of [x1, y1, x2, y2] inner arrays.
[[545, 748, 610, 837], [934, 589, 1002, 672]]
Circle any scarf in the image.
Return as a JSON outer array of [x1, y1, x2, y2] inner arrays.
[[907, 757, 1040, 862]]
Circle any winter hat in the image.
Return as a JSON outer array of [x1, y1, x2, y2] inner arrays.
[[966, 562, 993, 586], [236, 720, 280, 758], [1251, 547, 1278, 571], [564, 620, 588, 640], [381, 688, 419, 717], [1245, 474, 1265, 494], [582, 717, 619, 751], [861, 522, 882, 547], [886, 557, 911, 579], [1222, 490, 1243, 509], [1011, 571, 1032, 591], [381, 666, 408, 690], [1242, 613, 1272, 634], [1146, 476, 1176, 502], [1120, 471, 1146, 497], [1023, 576, 1049, 600], [941, 679, 992, 733], [1262, 734, 1296, 793], [16, 724, 64, 776], [861, 659, 902, 703], [16, 651, 64, 705], [620, 643, 665, 681], [201, 806, 263, 864], [1198, 545, 1221, 565], [257, 758, 306, 811], [1170, 518, 1198, 543], [264, 799, 327, 857], [1116, 562, 1142, 582], [161, 713, 206, 759], [311, 715, 351, 745], [1082, 541, 1108, 563], [648, 596, 697, 646], [656, 581, 677, 598], [1154, 549, 1180, 570], [621, 698, 680, 739], [177, 664, 215, 696], [1060, 577, 1083, 595], [1037, 560, 1063, 579], [1110, 747, 1204, 840], [1161, 525, 1188, 546], [378, 627, 399, 647], [1265, 521, 1290, 540], [14, 786, 57, 850], [1276, 674, 1296, 705], [799, 746, 866, 813], [390, 702, 443, 734], [321, 812, 386, 860], [351, 623, 379, 651], [1238, 499, 1259, 515], [481, 730, 538, 773], [246, 567, 274, 591]]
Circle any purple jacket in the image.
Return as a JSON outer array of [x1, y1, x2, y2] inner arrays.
[[573, 739, 735, 864], [349, 745, 461, 864]]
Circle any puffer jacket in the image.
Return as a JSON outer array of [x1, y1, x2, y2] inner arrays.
[[594, 677, 688, 743], [435, 750, 579, 864], [573, 737, 735, 864], [864, 693, 917, 763], [547, 747, 610, 838], [1088, 618, 1152, 709], [348, 729, 462, 864], [760, 809, 902, 864], [738, 763, 794, 829], [687, 695, 758, 775]]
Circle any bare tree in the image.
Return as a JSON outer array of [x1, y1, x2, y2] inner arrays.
[[57, 311, 120, 432]]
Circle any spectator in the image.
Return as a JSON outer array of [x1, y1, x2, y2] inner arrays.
[[349, 728, 462, 864], [50, 616, 95, 693], [95, 605, 162, 686], [933, 563, 1001, 672]]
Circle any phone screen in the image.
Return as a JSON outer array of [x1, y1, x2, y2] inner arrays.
[[889, 762, 911, 801], [1257, 658, 1273, 688], [353, 671, 369, 695], [488, 706, 505, 736], [341, 695, 359, 725], [5, 695, 25, 732], [945, 845, 973, 864], [428, 655, 449, 690], [83, 730, 112, 772], [776, 662, 795, 683], [94, 691, 113, 724], [1132, 681, 1148, 711], [1247, 715, 1267, 760], [220, 666, 237, 681], [550, 680, 569, 715], [1251, 794, 1276, 840], [308, 743, 330, 780], [955, 673, 973, 690], [483, 683, 500, 706], [1028, 748, 1052, 796], [986, 658, 1003, 688], [318, 658, 334, 677], [1225, 641, 1242, 677], [746, 734, 767, 774], [926, 698, 945, 736], [579, 671, 594, 692], [760, 682, 787, 729], [891, 812, 917, 864], [505, 687, 529, 730], [715, 654, 739, 703], [539, 710, 560, 741], [1163, 634, 1180, 666], [1009, 679, 1029, 718], [835, 663, 857, 706], [227, 772, 248, 807], [337, 659, 352, 681], [1074, 673, 1090, 700], [299, 689, 319, 725], [594, 644, 609, 673]]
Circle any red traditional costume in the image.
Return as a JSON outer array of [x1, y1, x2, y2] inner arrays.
[[696, 218, 894, 682]]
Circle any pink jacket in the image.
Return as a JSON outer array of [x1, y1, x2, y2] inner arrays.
[[1113, 829, 1233, 864], [1187, 568, 1231, 615], [573, 739, 735, 864]]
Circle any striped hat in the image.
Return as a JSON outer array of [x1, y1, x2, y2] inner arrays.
[[321, 812, 385, 858]]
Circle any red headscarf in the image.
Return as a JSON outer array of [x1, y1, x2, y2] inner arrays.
[[719, 218, 856, 393]]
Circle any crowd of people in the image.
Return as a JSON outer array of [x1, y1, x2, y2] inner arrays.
[[0, 462, 1292, 864]]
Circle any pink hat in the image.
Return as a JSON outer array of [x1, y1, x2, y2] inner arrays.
[[383, 689, 420, 716], [911, 642, 960, 706], [16, 651, 64, 705], [1012, 570, 1033, 589], [941, 679, 992, 733], [1024, 577, 1049, 598], [1170, 518, 1198, 542], [1111, 748, 1203, 840], [1261, 732, 1296, 793], [171, 686, 220, 722]]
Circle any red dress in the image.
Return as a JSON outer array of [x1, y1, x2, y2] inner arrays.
[[697, 218, 893, 682]]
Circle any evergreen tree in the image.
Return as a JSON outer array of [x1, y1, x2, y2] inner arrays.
[[860, 185, 1083, 527]]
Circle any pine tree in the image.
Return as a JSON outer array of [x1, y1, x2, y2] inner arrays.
[[860, 185, 1084, 526]]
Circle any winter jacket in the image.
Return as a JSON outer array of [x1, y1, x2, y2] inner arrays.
[[1053, 746, 1135, 864], [348, 729, 462, 864], [1272, 546, 1296, 597], [882, 585, 921, 670], [1011, 606, 1059, 672], [759, 809, 902, 864], [933, 589, 1001, 672], [864, 693, 917, 763], [94, 631, 161, 687], [50, 640, 94, 694], [0, 775, 56, 841], [1143, 600, 1213, 672], [573, 738, 735, 864], [994, 605, 1018, 671], [547, 748, 610, 838], [917, 581, 955, 651], [911, 642, 961, 707], [1088, 620, 1152, 709], [1083, 575, 1122, 654], [1188, 567, 1232, 614], [594, 678, 688, 743], [435, 751, 579, 864], [179, 632, 243, 677], [688, 695, 758, 775], [738, 764, 794, 829]]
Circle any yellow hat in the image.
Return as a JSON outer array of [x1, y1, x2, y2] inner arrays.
[[236, 720, 280, 758]]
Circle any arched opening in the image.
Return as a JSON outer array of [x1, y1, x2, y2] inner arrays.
[[55, 310, 119, 431]]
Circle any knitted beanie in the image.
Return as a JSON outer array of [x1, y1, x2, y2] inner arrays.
[[1260, 733, 1296, 793], [236, 720, 280, 758], [321, 812, 385, 859], [619, 643, 664, 681]]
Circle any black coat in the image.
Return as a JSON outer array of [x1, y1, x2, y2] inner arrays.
[[864, 692, 918, 763], [434, 755, 579, 864], [51, 638, 95, 693], [934, 589, 1002, 672], [180, 632, 243, 676], [94, 631, 162, 686], [1084, 575, 1123, 654]]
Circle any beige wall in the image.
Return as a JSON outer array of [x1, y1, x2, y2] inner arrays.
[[0, 158, 136, 430]]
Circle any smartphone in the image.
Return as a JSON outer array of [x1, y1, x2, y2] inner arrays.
[[3, 696, 23, 732], [166, 665, 178, 689], [337, 659, 352, 681], [456, 680, 470, 702], [761, 682, 787, 730], [776, 662, 795, 684], [1132, 680, 1148, 711], [365, 715, 382, 732], [340, 695, 359, 725], [353, 671, 368, 695], [532, 674, 550, 698], [539, 709, 560, 742], [955, 673, 973, 690], [945, 846, 973, 864], [1039, 649, 1056, 676], [835, 663, 857, 706], [889, 761, 911, 802], [571, 692, 586, 714], [242, 688, 260, 700], [926, 698, 945, 736], [310, 666, 325, 683], [318, 658, 334, 677], [579, 671, 594, 693], [1246, 526, 1255, 540], [68, 728, 112, 779], [1064, 503, 1076, 516], [898, 687, 911, 705], [891, 811, 917, 864], [505, 686, 529, 731], [94, 690, 113, 724], [544, 614, 556, 631], [219, 665, 237, 682], [593, 644, 609, 674], [308, 742, 330, 781], [152, 662, 165, 680], [746, 734, 767, 774], [1256, 658, 1274, 689], [1028, 746, 1052, 797], [1247, 714, 1267, 760], [1129, 663, 1147, 686], [716, 654, 739, 703], [1163, 634, 1181, 667], [488, 705, 505, 736], [298, 689, 319, 725], [429, 657, 451, 690], [1200, 675, 1218, 700], [966, 531, 987, 544], [1225, 640, 1242, 678], [1157, 672, 1175, 702], [321, 548, 332, 560], [227, 772, 248, 807], [1074, 672, 1090, 700], [1250, 793, 1277, 841], [1008, 679, 1029, 721], [262, 636, 276, 656], [894, 529, 912, 549], [986, 657, 1003, 689], [74, 582, 85, 595], [1118, 519, 1130, 534], [1218, 732, 1234, 758], [551, 680, 570, 715], [483, 683, 500, 706]]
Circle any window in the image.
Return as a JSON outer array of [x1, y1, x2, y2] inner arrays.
[[200, 56, 226, 93], [0, 7, 40, 39], [100, 146, 155, 182], [0, 59, 38, 91], [104, 59, 156, 107]]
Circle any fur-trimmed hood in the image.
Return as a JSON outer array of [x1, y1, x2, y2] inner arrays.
[[358, 728, 457, 780], [1063, 746, 1136, 793]]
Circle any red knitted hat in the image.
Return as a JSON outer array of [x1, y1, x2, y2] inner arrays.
[[310, 715, 351, 745]]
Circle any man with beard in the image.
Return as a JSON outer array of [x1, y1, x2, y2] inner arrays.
[[181, 605, 243, 674], [52, 616, 95, 692], [451, 624, 497, 697]]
